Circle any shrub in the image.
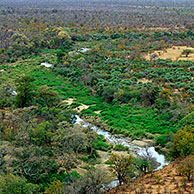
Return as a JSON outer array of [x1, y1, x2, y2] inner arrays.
[[0, 174, 39, 194], [102, 86, 117, 103], [15, 75, 35, 108], [113, 144, 129, 151], [155, 134, 173, 147], [93, 137, 110, 151], [169, 126, 194, 159]]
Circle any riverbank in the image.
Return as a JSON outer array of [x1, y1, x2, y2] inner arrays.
[[75, 114, 169, 189], [79, 114, 168, 156]]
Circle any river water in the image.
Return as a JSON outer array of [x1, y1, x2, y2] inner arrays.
[[75, 115, 168, 188]]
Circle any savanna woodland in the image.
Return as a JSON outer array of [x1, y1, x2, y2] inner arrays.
[[1, 0, 194, 193]]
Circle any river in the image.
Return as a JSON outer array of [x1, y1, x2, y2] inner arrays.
[[75, 115, 169, 189]]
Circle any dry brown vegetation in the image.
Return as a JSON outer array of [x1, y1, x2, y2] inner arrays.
[[107, 156, 194, 194], [145, 46, 194, 61]]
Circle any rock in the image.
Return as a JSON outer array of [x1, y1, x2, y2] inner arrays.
[[40, 62, 52, 67]]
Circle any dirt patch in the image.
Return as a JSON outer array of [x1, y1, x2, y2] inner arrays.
[[132, 140, 150, 147], [94, 110, 101, 114], [132, 138, 155, 147], [145, 46, 194, 61], [75, 104, 90, 112], [74, 151, 118, 181], [62, 98, 75, 105], [62, 98, 91, 113], [138, 78, 152, 84], [72, 166, 87, 176]]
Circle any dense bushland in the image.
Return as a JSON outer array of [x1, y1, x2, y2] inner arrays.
[[1, 1, 194, 193]]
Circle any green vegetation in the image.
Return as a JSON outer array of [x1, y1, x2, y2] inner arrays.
[[113, 144, 129, 151], [93, 135, 112, 151], [15, 75, 35, 107], [169, 126, 194, 159], [1, 2, 194, 192], [0, 174, 38, 194]]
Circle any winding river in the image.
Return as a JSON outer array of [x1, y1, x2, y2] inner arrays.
[[75, 115, 169, 188]]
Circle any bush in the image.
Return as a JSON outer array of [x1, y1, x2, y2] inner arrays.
[[15, 75, 35, 108], [0, 174, 39, 194], [134, 158, 152, 175], [169, 126, 194, 159], [113, 144, 129, 151], [102, 86, 117, 103], [29, 121, 54, 146], [93, 138, 110, 151], [155, 134, 172, 147]]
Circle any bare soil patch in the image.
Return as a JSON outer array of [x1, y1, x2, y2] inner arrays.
[[62, 98, 90, 112], [94, 110, 101, 114], [75, 104, 90, 112], [138, 78, 152, 84], [62, 98, 75, 105]]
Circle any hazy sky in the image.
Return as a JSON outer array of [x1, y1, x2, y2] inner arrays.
[[1, 0, 193, 8]]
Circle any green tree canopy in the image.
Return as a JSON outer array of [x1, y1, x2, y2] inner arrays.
[[36, 85, 60, 108], [15, 75, 34, 107], [0, 174, 38, 194], [181, 49, 193, 57], [169, 126, 194, 159]]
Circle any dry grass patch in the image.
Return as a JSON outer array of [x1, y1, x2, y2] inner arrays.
[[138, 78, 152, 84], [145, 46, 194, 61]]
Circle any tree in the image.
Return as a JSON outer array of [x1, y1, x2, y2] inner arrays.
[[56, 50, 66, 64], [141, 86, 159, 106], [64, 168, 108, 194], [102, 86, 117, 103], [13, 146, 59, 184], [0, 174, 38, 194], [177, 156, 194, 181], [44, 180, 64, 194], [11, 33, 28, 45], [108, 154, 135, 185], [169, 126, 194, 159], [15, 75, 34, 108], [135, 147, 156, 175], [52, 125, 95, 155], [181, 49, 193, 57], [36, 85, 60, 108]]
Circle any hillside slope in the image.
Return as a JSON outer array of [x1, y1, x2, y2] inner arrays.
[[107, 158, 194, 194]]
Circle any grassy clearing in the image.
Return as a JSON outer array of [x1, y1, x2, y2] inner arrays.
[[0, 55, 177, 140], [83, 103, 176, 139]]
